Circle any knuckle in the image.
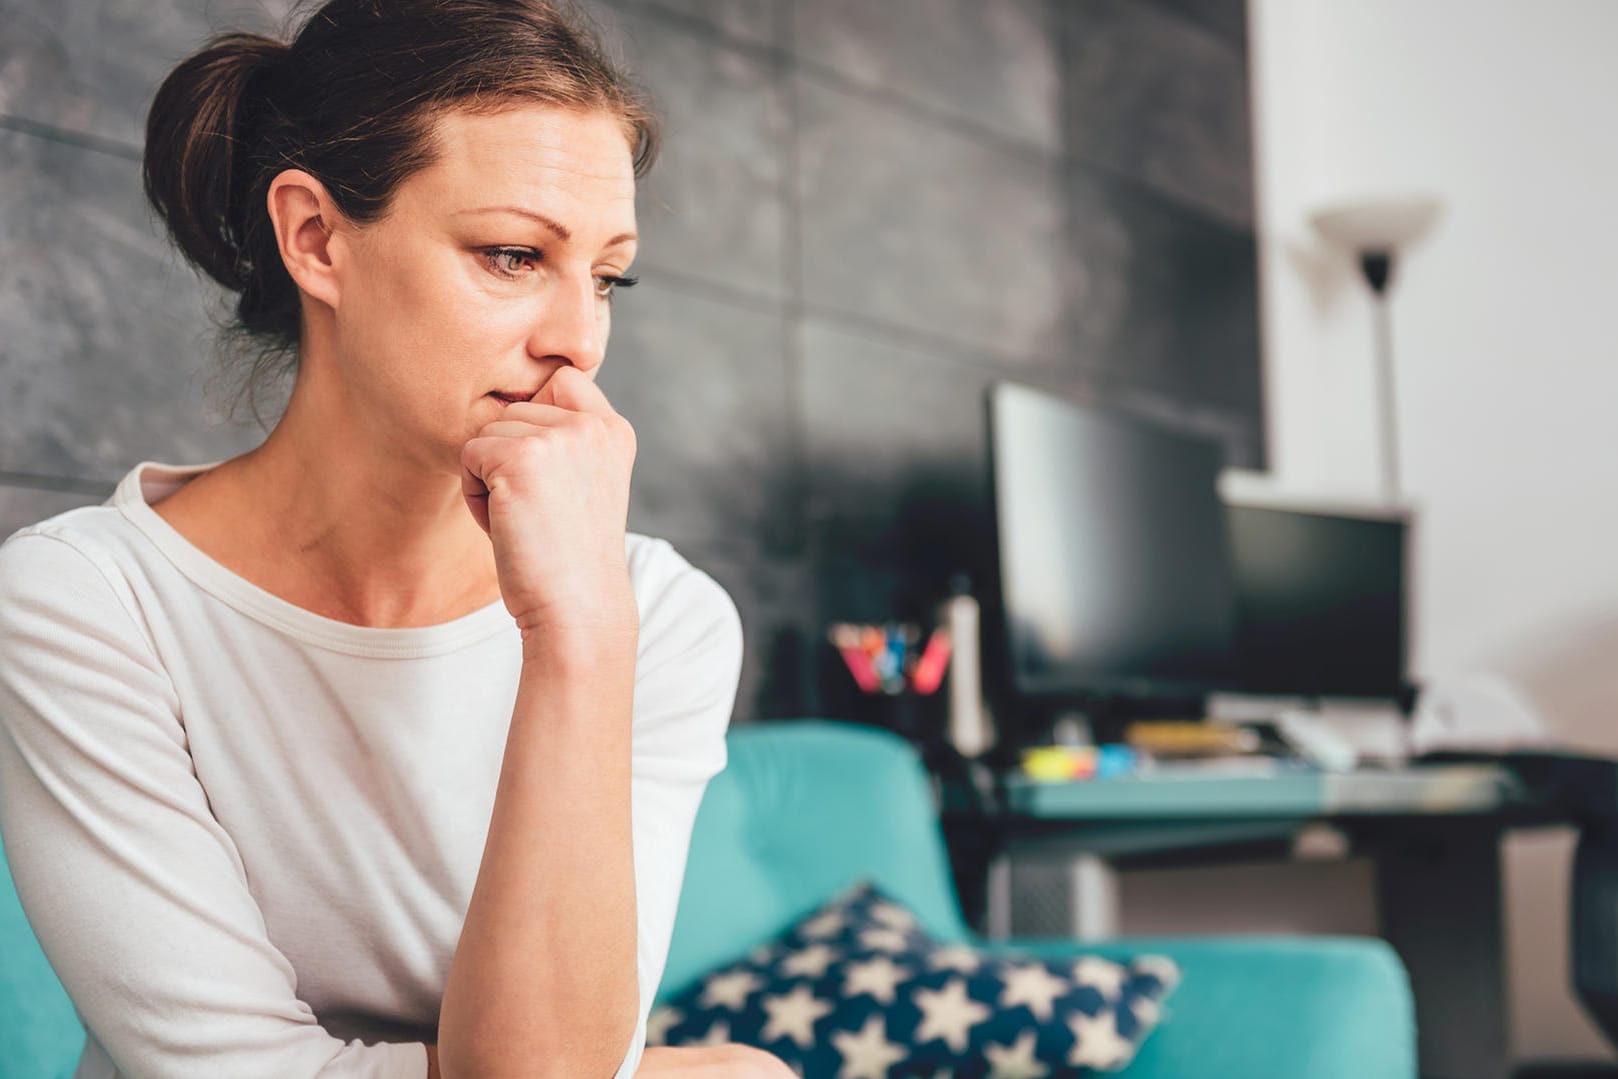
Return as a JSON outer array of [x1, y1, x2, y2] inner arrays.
[[607, 413, 636, 451], [511, 436, 550, 463], [727, 1046, 792, 1079]]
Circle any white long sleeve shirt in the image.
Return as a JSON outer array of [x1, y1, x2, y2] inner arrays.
[[0, 460, 744, 1079]]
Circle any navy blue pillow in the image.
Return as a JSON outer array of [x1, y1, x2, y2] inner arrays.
[[649, 878, 1179, 1076]]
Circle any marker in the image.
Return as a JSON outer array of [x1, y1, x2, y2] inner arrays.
[[837, 643, 882, 693], [910, 626, 952, 695]]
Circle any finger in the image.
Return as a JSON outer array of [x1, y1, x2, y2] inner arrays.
[[478, 414, 634, 463], [535, 365, 616, 418], [460, 458, 491, 535], [460, 436, 512, 536], [474, 420, 553, 440], [485, 400, 578, 427]]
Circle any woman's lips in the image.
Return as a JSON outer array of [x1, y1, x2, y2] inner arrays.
[[489, 392, 524, 404]]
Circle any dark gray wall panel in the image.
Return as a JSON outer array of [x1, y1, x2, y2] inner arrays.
[[611, 7, 790, 302], [1149, 0, 1248, 53], [0, 0, 294, 149], [0, 482, 108, 541], [801, 317, 992, 526], [597, 282, 794, 560], [1063, 0, 1253, 228], [791, 0, 1062, 152], [623, 0, 784, 45], [0, 126, 262, 482], [799, 317, 1008, 618], [796, 73, 1069, 363], [1093, 379, 1265, 472], [676, 543, 818, 721], [1068, 167, 1262, 434]]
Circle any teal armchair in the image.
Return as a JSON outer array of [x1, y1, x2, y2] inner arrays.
[[0, 719, 1417, 1077], [660, 719, 1418, 1078]]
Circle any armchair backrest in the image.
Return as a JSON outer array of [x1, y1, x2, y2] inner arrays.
[[657, 719, 973, 1002], [1, 835, 83, 1077]]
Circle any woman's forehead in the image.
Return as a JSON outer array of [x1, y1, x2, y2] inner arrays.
[[408, 105, 637, 224]]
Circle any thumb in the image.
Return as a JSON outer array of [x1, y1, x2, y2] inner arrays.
[[534, 365, 611, 416]]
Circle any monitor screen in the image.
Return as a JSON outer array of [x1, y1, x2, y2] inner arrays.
[[987, 381, 1239, 700], [1224, 502, 1408, 699]]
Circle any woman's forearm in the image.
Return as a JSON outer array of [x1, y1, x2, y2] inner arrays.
[[436, 619, 640, 1079]]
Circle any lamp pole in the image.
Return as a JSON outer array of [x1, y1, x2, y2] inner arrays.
[[1309, 195, 1442, 508], [1359, 251, 1401, 502]]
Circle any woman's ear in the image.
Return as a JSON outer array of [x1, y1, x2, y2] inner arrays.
[[265, 169, 344, 311]]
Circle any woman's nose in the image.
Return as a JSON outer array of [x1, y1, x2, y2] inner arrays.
[[527, 272, 605, 372]]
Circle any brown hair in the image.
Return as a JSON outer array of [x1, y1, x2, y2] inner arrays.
[[143, 0, 660, 428]]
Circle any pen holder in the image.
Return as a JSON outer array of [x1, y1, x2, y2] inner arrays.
[[822, 617, 953, 743], [846, 685, 949, 744]]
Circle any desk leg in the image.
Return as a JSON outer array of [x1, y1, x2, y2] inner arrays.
[[987, 852, 1012, 941], [1375, 827, 1508, 1079], [1070, 854, 1119, 942]]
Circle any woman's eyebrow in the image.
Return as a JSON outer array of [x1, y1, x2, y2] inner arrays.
[[455, 205, 636, 248]]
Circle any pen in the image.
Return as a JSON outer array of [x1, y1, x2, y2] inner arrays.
[[911, 626, 952, 695], [837, 643, 882, 693]]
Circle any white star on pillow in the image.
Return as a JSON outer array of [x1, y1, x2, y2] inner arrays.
[[1067, 1007, 1136, 1069], [699, 968, 763, 1011], [984, 1029, 1051, 1079], [830, 1014, 908, 1079], [912, 977, 992, 1053]]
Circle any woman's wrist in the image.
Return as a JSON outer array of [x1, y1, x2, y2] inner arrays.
[[519, 601, 639, 669]]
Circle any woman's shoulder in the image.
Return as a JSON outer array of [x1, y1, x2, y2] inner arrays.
[[626, 532, 707, 596], [625, 532, 742, 657], [0, 504, 139, 598], [0, 460, 183, 604], [0, 510, 155, 653]]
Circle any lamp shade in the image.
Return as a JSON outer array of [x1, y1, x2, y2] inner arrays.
[[1310, 195, 1443, 254]]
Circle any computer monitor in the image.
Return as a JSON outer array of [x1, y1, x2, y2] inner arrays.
[[985, 381, 1239, 707], [1223, 499, 1409, 701]]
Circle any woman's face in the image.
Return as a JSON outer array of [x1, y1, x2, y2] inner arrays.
[[322, 103, 639, 471]]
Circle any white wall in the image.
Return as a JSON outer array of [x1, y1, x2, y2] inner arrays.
[[1249, 0, 1618, 1062]]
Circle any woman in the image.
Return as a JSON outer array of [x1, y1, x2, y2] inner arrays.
[[0, 1, 790, 1076]]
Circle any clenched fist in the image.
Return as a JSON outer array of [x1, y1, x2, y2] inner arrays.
[[460, 366, 639, 644]]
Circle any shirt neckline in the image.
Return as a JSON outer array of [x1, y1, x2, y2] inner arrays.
[[114, 459, 515, 659]]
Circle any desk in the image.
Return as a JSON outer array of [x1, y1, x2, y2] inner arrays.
[[1003, 762, 1521, 818], [937, 761, 1563, 1079]]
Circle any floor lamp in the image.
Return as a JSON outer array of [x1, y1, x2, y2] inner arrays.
[[1310, 196, 1443, 503]]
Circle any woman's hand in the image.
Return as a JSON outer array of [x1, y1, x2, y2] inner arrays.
[[460, 366, 639, 642], [635, 1044, 798, 1078]]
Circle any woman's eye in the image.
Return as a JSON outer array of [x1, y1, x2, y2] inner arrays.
[[478, 248, 637, 302], [481, 247, 540, 278], [596, 274, 639, 301]]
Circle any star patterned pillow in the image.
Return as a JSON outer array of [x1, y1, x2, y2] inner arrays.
[[647, 878, 1179, 1078]]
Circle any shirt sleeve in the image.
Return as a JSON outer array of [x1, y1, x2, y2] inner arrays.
[[609, 556, 745, 1079], [0, 531, 429, 1079]]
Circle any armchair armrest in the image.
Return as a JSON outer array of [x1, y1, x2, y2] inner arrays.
[[971, 934, 1416, 1079]]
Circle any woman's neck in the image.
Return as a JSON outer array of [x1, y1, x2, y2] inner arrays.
[[168, 373, 503, 629]]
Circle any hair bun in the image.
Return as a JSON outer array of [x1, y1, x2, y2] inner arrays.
[[142, 31, 291, 294]]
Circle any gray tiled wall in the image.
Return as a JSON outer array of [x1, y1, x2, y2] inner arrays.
[[0, 0, 1260, 725]]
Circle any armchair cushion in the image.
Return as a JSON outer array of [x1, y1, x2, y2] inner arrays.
[[649, 877, 1179, 1076]]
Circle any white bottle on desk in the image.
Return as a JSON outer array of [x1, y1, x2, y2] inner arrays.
[[940, 574, 995, 759]]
